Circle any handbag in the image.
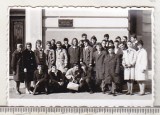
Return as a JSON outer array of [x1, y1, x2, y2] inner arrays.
[[67, 82, 79, 91]]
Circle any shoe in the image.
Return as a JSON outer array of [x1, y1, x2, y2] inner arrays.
[[71, 90, 76, 93], [25, 89, 30, 94], [130, 93, 134, 95], [102, 91, 107, 94], [45, 92, 48, 95], [112, 93, 117, 96], [126, 92, 130, 95], [108, 92, 113, 95], [118, 90, 123, 94], [32, 92, 36, 95], [29, 90, 32, 94], [45, 88, 48, 95], [89, 90, 94, 94], [16, 90, 21, 95], [32, 88, 37, 95], [139, 93, 145, 96]]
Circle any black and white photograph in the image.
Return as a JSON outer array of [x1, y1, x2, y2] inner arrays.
[[8, 7, 153, 106]]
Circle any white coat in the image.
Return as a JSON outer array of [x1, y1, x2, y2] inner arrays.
[[135, 48, 148, 80], [122, 48, 137, 80], [56, 48, 68, 73]]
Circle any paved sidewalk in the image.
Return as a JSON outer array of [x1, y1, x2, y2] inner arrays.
[[9, 79, 152, 100]]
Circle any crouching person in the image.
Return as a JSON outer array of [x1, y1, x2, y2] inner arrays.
[[48, 65, 67, 93], [33, 64, 48, 95], [80, 63, 94, 94], [66, 63, 93, 93]]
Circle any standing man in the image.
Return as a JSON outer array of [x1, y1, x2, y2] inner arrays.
[[115, 36, 121, 43], [82, 39, 93, 68], [101, 40, 108, 53], [78, 40, 84, 63], [11, 44, 24, 95], [56, 41, 68, 74], [50, 39, 57, 50], [104, 34, 109, 42], [130, 35, 138, 51], [108, 40, 114, 47], [90, 35, 97, 52], [34, 40, 46, 71], [68, 38, 81, 68], [122, 36, 128, 43], [62, 38, 71, 67], [81, 33, 88, 41], [62, 38, 71, 53], [22, 43, 37, 94], [93, 43, 107, 93], [114, 40, 124, 93], [103, 46, 120, 96], [44, 41, 55, 71]]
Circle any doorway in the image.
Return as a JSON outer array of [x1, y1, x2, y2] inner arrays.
[[9, 9, 25, 74]]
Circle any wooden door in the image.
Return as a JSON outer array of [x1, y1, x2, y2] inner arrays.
[[9, 16, 25, 74]]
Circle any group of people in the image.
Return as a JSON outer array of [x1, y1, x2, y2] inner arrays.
[[11, 33, 148, 96]]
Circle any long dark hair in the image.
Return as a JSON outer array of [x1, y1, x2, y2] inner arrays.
[[71, 38, 78, 46]]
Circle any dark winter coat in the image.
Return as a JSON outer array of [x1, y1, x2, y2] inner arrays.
[[34, 48, 46, 65], [34, 70, 48, 84], [103, 54, 120, 84], [82, 46, 93, 66], [93, 51, 107, 80], [68, 46, 81, 65], [11, 50, 24, 82], [22, 49, 37, 81], [48, 70, 65, 83]]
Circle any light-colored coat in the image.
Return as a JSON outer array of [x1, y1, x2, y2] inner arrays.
[[56, 48, 68, 73], [122, 48, 136, 80], [135, 48, 148, 80]]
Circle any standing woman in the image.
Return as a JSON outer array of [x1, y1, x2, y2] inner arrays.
[[135, 40, 148, 95], [122, 41, 137, 95], [11, 44, 24, 94], [22, 43, 37, 94]]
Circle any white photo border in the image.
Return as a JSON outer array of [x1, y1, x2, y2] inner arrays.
[[7, 6, 154, 107]]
